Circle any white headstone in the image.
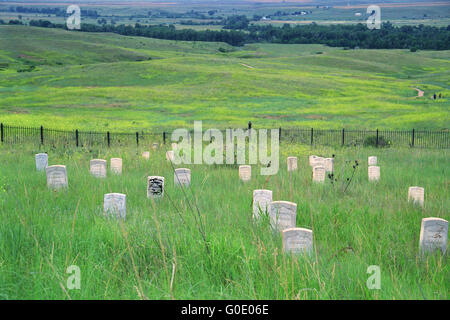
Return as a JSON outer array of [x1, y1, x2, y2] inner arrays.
[[368, 166, 380, 181], [90, 159, 107, 178], [287, 157, 298, 172], [239, 165, 251, 182], [419, 217, 448, 255], [324, 158, 334, 173], [312, 166, 326, 182], [142, 151, 150, 160], [368, 156, 377, 166], [174, 168, 191, 186], [166, 150, 175, 161], [35, 153, 48, 171], [408, 186, 424, 207], [46, 165, 68, 190], [282, 228, 313, 255], [310, 156, 324, 167], [309, 155, 317, 166], [270, 201, 297, 232], [152, 143, 159, 150], [110, 158, 122, 175], [252, 189, 272, 219], [104, 193, 126, 220], [147, 176, 164, 198]]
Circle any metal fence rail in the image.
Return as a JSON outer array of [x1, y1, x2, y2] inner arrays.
[[0, 123, 448, 149]]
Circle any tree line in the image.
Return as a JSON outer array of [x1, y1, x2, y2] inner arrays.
[[14, 19, 450, 50]]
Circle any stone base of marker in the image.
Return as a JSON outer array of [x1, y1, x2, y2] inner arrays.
[[239, 165, 251, 182], [270, 201, 297, 232], [174, 168, 191, 186], [147, 176, 164, 198], [368, 156, 377, 166], [368, 166, 380, 181], [253, 189, 272, 220], [408, 186, 424, 207], [287, 157, 298, 172], [312, 166, 326, 183], [46, 165, 68, 190], [282, 228, 313, 256], [142, 151, 150, 160], [419, 217, 448, 255], [110, 158, 122, 175], [35, 153, 48, 171], [90, 159, 107, 178], [104, 193, 126, 220]]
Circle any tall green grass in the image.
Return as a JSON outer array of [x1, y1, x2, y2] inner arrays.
[[0, 142, 448, 299]]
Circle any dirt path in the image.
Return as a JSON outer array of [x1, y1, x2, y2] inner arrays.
[[414, 88, 424, 97], [240, 63, 255, 69]]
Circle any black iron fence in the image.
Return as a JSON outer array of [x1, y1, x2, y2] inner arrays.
[[0, 123, 448, 149]]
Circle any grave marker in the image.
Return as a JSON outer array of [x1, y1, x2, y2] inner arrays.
[[166, 150, 175, 161], [152, 143, 159, 150], [368, 156, 377, 166], [408, 186, 424, 207], [282, 228, 313, 255], [252, 189, 272, 219], [90, 159, 107, 178], [324, 158, 334, 173], [35, 153, 48, 171], [270, 201, 297, 232], [174, 168, 191, 186], [368, 166, 380, 181], [287, 157, 298, 172], [147, 176, 165, 198], [46, 165, 68, 190], [142, 151, 150, 160], [110, 158, 122, 175], [239, 165, 251, 182], [312, 166, 326, 182], [419, 217, 448, 255], [104, 193, 126, 220]]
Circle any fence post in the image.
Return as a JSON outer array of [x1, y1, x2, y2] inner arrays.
[[342, 128, 345, 146], [411, 129, 415, 147], [163, 132, 166, 145], [278, 127, 281, 140], [136, 132, 139, 146], [75, 129, 79, 147], [40, 126, 44, 145], [0, 123, 3, 143], [310, 128, 313, 146], [376, 129, 379, 148], [107, 131, 110, 147]]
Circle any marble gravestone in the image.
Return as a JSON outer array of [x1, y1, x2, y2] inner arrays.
[[408, 186, 424, 207], [368, 166, 380, 181], [166, 150, 175, 161], [110, 158, 122, 175], [287, 157, 298, 172], [312, 166, 326, 182], [104, 193, 126, 220], [270, 201, 297, 232], [282, 228, 313, 255], [142, 151, 150, 160], [368, 156, 377, 166], [35, 153, 48, 171], [239, 165, 251, 182], [174, 168, 191, 186], [324, 158, 334, 173], [46, 165, 68, 190], [252, 189, 272, 219], [310, 156, 324, 167], [419, 217, 448, 255], [90, 159, 107, 178], [147, 176, 164, 198]]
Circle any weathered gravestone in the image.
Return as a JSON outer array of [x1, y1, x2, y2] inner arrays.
[[147, 176, 164, 198], [90, 159, 107, 178], [282, 228, 313, 255], [35, 153, 48, 171], [287, 157, 298, 172], [252, 189, 272, 219], [368, 156, 377, 166], [174, 168, 191, 186], [110, 158, 122, 175], [368, 166, 380, 181], [310, 156, 324, 167], [166, 150, 175, 161], [312, 166, 326, 183], [419, 217, 448, 255], [324, 158, 334, 173], [104, 193, 126, 220], [270, 201, 297, 232], [142, 151, 150, 160], [309, 155, 317, 166], [152, 143, 159, 150], [408, 186, 424, 207], [239, 165, 251, 182], [46, 165, 68, 190]]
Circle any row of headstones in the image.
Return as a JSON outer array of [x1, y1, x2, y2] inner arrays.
[[252, 189, 448, 256]]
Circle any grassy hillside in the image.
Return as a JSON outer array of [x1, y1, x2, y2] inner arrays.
[[0, 25, 449, 131]]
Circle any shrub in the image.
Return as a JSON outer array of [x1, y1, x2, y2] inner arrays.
[[363, 135, 391, 148]]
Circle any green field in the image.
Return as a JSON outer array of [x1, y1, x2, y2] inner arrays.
[[0, 142, 448, 299], [0, 25, 449, 132]]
